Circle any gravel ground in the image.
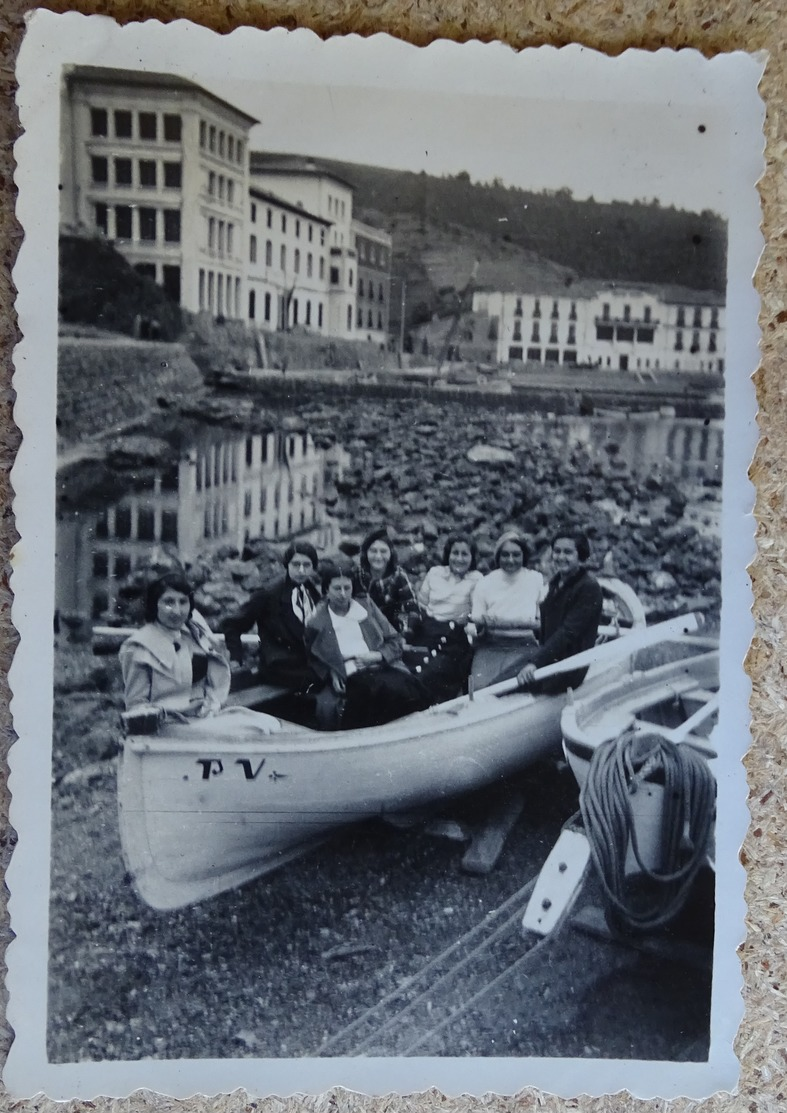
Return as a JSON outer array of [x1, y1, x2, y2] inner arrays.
[[47, 652, 713, 1064]]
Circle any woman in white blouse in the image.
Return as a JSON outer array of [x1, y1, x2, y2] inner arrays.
[[470, 530, 544, 690], [411, 534, 483, 703]]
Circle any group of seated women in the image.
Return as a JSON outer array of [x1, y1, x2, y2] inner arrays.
[[120, 526, 603, 732]]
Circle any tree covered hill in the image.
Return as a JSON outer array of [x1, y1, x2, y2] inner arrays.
[[317, 158, 727, 329]]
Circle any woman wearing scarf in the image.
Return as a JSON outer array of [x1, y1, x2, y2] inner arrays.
[[222, 540, 321, 693]]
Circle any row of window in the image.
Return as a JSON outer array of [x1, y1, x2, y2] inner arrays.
[[508, 347, 578, 365], [199, 120, 244, 166], [513, 297, 576, 321], [95, 202, 181, 243], [207, 172, 237, 206], [676, 306, 719, 328], [513, 322, 577, 344], [357, 277, 386, 301], [198, 269, 242, 318], [250, 203, 328, 246], [599, 304, 654, 324], [90, 107, 182, 143], [207, 217, 236, 258], [357, 308, 386, 330], [675, 330, 718, 353], [357, 240, 389, 268], [91, 156, 181, 190], [327, 194, 347, 220], [248, 288, 325, 330], [249, 236, 326, 280], [595, 324, 655, 343]]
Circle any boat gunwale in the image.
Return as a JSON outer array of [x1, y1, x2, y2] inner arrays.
[[121, 685, 552, 758], [563, 648, 720, 744]]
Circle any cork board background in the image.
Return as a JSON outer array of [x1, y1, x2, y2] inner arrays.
[[0, 1, 782, 1110]]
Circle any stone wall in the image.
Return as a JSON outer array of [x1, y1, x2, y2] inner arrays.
[[57, 338, 204, 443]]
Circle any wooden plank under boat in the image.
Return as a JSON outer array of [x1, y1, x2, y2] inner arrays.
[[116, 578, 651, 911]]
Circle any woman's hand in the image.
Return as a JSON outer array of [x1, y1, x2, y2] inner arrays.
[[331, 673, 347, 695], [517, 663, 538, 688], [352, 650, 383, 668]]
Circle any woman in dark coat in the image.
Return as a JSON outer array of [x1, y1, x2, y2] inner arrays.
[[306, 558, 428, 730], [517, 531, 603, 695], [221, 540, 321, 692], [356, 527, 421, 635]]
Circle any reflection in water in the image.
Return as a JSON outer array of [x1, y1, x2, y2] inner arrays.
[[514, 414, 723, 483], [57, 429, 349, 620], [56, 413, 723, 622]]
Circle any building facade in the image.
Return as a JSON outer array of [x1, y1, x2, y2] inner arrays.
[[249, 155, 362, 340], [472, 281, 725, 374], [352, 220, 393, 345], [60, 65, 257, 318], [246, 188, 332, 333]]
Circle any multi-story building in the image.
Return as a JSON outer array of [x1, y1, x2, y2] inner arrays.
[[249, 154, 360, 340], [60, 65, 257, 317], [246, 187, 332, 332], [352, 220, 393, 345], [473, 280, 725, 374]]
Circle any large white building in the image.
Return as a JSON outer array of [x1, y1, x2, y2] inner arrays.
[[60, 65, 258, 317], [472, 279, 725, 374]]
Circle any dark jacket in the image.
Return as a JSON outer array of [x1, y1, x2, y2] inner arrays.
[[221, 574, 320, 688], [532, 567, 603, 693]]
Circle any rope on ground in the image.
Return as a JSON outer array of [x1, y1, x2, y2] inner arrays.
[[312, 876, 537, 1057], [579, 729, 716, 933]]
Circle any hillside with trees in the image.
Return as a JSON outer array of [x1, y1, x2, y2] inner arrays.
[[318, 158, 727, 332]]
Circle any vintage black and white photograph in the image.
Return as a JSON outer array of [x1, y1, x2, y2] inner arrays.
[[5, 14, 760, 1099]]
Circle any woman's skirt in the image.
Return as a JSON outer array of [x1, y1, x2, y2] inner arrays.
[[342, 665, 428, 729], [404, 615, 475, 705], [470, 632, 539, 691]]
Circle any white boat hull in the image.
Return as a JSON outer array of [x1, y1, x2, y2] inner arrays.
[[120, 680, 595, 911]]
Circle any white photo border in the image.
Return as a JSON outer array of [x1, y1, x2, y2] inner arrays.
[[5, 11, 764, 1099]]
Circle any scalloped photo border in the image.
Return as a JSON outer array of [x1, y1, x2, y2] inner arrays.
[[5, 11, 764, 1099]]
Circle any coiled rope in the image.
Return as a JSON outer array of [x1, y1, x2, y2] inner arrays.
[[579, 729, 716, 933]]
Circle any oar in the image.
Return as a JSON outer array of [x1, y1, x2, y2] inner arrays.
[[479, 612, 702, 700]]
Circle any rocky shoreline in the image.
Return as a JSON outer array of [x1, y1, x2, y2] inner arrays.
[[91, 391, 721, 631]]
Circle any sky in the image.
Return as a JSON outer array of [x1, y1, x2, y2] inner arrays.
[[33, 17, 761, 218]]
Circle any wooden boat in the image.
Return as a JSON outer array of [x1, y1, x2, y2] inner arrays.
[[117, 586, 677, 913], [522, 638, 718, 937], [560, 641, 719, 873]]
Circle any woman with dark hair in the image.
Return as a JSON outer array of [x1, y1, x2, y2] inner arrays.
[[410, 533, 483, 704], [356, 527, 420, 635], [221, 540, 321, 692], [517, 530, 603, 695], [119, 571, 230, 716], [469, 530, 545, 690], [305, 558, 428, 730]]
